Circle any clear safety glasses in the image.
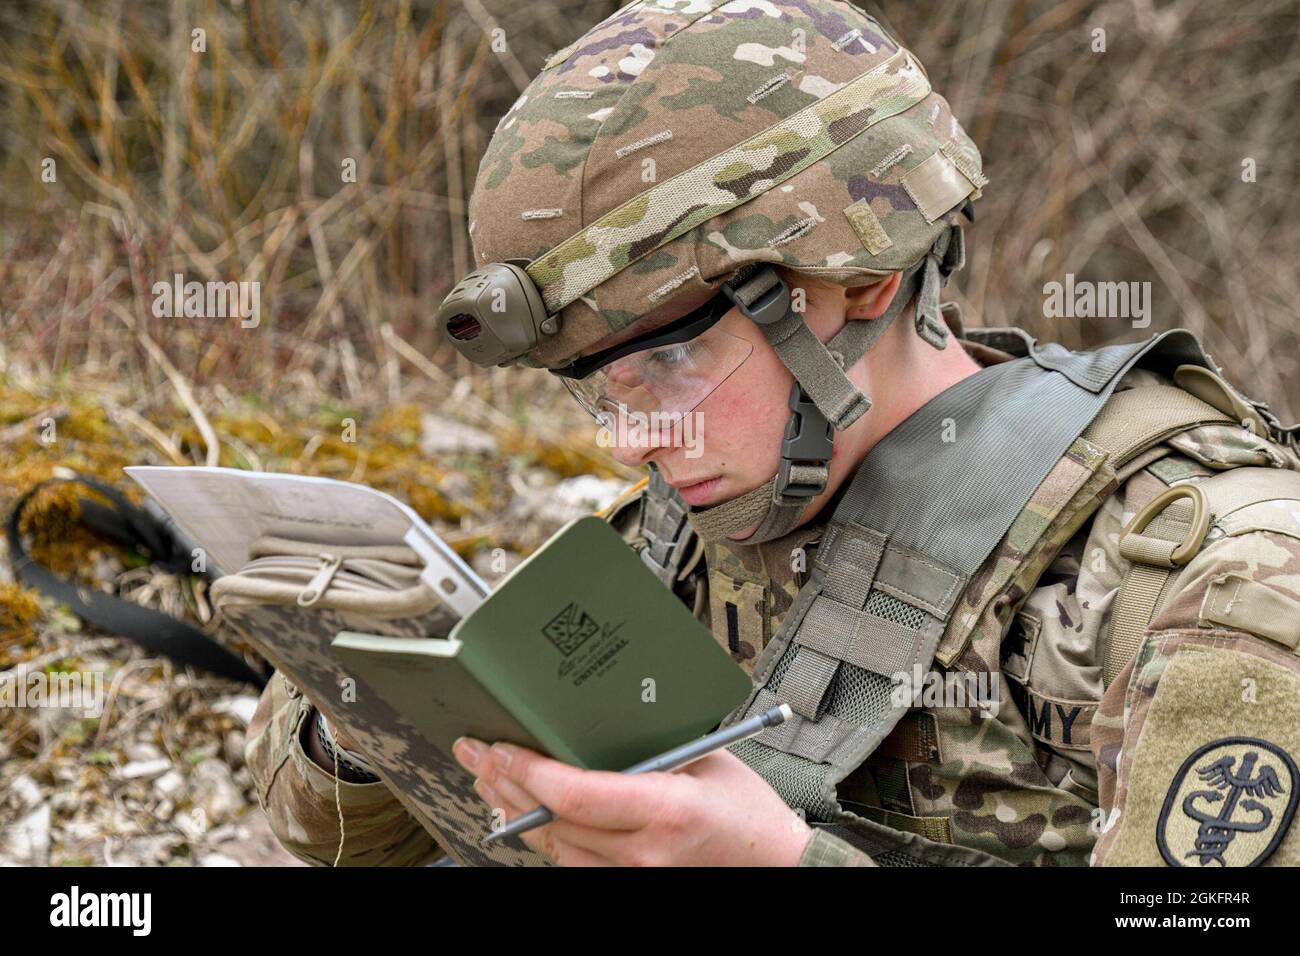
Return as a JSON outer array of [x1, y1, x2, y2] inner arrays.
[[550, 289, 753, 420]]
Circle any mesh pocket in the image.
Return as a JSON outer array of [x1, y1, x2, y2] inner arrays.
[[824, 661, 893, 725], [863, 591, 927, 630], [767, 635, 798, 687], [768, 603, 899, 725], [730, 738, 834, 819], [872, 847, 936, 867]]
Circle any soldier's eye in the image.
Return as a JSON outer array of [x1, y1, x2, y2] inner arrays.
[[645, 341, 699, 370]]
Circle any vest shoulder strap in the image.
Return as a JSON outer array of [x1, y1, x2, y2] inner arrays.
[[934, 379, 1236, 669], [725, 329, 1226, 865]]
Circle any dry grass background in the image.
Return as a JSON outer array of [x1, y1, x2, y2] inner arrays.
[[2, 0, 1297, 411], [0, 0, 1297, 865]]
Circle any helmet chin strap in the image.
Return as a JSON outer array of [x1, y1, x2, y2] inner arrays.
[[686, 227, 962, 545]]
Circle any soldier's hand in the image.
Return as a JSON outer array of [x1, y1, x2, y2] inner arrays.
[[452, 737, 813, 866]]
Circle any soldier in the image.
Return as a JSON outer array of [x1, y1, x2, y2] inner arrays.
[[246, 0, 1300, 866]]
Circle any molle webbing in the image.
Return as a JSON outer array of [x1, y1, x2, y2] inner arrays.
[[723, 329, 1220, 866], [638, 466, 695, 586]]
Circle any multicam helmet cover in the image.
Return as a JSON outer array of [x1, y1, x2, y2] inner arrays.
[[466, 0, 986, 369]]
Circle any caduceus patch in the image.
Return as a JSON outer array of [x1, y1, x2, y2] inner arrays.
[[1157, 737, 1299, 867]]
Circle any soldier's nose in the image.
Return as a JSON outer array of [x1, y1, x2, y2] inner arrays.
[[606, 360, 642, 390]]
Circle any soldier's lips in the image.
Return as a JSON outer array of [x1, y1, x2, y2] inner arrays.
[[673, 476, 722, 507]]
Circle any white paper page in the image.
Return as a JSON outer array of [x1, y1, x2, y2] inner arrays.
[[125, 466, 488, 616]]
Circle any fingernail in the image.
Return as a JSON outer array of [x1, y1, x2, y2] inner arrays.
[[454, 737, 482, 770], [490, 743, 513, 771], [474, 779, 498, 806]]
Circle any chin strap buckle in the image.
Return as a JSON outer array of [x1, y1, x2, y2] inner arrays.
[[776, 383, 833, 502], [722, 265, 790, 325]]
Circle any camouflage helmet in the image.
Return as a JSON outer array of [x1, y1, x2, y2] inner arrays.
[[463, 0, 986, 370]]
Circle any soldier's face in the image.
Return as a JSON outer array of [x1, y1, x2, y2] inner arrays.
[[601, 271, 899, 526], [613, 303, 795, 508]]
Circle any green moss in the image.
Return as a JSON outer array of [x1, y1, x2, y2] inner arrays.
[[0, 379, 629, 584]]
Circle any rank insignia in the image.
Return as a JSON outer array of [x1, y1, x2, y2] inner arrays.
[[1157, 737, 1299, 867]]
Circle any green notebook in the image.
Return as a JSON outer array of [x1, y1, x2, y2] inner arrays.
[[330, 515, 751, 771]]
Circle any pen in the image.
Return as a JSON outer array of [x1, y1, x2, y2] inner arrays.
[[480, 703, 793, 846]]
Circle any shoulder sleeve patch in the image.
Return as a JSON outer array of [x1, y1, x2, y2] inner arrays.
[[1157, 736, 1298, 867], [1094, 638, 1300, 866]]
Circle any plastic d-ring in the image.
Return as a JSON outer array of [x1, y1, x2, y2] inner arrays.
[[1119, 484, 1211, 567]]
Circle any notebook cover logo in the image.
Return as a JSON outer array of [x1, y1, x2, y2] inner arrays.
[[541, 602, 600, 657]]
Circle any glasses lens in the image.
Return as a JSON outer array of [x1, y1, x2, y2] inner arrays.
[[563, 323, 752, 420]]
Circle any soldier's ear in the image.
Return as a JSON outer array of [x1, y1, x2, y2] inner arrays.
[[845, 272, 902, 320]]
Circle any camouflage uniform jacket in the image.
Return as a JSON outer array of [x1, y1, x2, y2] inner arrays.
[[246, 336, 1300, 867]]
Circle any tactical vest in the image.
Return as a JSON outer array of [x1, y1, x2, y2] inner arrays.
[[637, 327, 1298, 866]]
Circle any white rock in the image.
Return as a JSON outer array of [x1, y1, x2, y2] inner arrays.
[[553, 475, 627, 512], [125, 742, 164, 763], [191, 759, 244, 826], [9, 774, 42, 812], [198, 853, 241, 867], [115, 834, 181, 866], [175, 810, 208, 840], [119, 758, 172, 780], [419, 414, 498, 455], [207, 823, 240, 843], [223, 731, 246, 768], [154, 769, 185, 799], [0, 803, 51, 866], [212, 695, 260, 725], [61, 819, 104, 843], [522, 474, 629, 524]]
